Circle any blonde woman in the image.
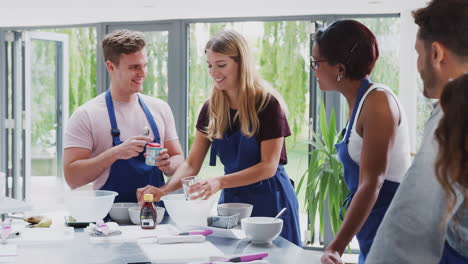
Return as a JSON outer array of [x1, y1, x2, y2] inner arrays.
[[137, 30, 301, 246]]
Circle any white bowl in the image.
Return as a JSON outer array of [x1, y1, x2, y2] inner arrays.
[[241, 217, 283, 244], [109, 202, 137, 224], [161, 194, 216, 227], [218, 203, 253, 223], [128, 206, 165, 225], [64, 190, 118, 222]]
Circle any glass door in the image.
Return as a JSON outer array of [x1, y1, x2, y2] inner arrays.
[[0, 30, 7, 199], [2, 31, 68, 201]]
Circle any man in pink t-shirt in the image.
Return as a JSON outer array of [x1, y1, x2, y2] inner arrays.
[[63, 30, 184, 203]]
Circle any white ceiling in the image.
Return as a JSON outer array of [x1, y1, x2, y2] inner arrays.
[[0, 0, 429, 27]]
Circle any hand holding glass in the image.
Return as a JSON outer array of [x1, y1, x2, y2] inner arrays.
[[181, 176, 200, 200]]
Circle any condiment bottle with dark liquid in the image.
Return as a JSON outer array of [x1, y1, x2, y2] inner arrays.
[[141, 193, 157, 229]]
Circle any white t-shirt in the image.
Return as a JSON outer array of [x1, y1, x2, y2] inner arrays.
[[64, 92, 179, 189], [347, 84, 411, 183]]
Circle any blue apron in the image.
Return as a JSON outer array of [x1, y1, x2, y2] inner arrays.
[[209, 127, 302, 247], [439, 241, 468, 264], [100, 91, 165, 205], [335, 78, 399, 264]]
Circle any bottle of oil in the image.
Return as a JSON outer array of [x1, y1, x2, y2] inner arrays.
[[140, 193, 157, 229]]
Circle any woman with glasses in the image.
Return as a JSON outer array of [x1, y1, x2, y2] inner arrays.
[[313, 20, 411, 264], [137, 30, 302, 246]]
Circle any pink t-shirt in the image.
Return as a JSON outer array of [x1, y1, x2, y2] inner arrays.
[[64, 92, 179, 189]]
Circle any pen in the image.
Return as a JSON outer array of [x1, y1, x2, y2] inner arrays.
[[178, 230, 213, 236], [227, 252, 268, 262], [137, 230, 213, 239]]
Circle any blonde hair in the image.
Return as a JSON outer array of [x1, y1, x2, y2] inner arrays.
[[204, 30, 287, 140]]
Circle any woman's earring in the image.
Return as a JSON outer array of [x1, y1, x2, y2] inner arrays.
[[337, 75, 343, 82]]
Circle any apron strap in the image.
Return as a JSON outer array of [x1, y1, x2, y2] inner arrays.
[[340, 191, 355, 220], [209, 144, 216, 166], [343, 78, 372, 144], [137, 95, 161, 144], [105, 90, 122, 146]]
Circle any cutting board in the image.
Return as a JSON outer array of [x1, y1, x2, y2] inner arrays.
[[0, 244, 16, 257], [0, 244, 17, 263], [139, 240, 225, 263], [7, 227, 74, 243]]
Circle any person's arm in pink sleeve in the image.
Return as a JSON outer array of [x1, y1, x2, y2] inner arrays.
[[63, 108, 153, 188], [64, 135, 153, 188]]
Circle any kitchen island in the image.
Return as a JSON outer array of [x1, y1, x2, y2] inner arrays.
[[1, 213, 322, 264]]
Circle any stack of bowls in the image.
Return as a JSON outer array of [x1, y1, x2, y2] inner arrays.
[[128, 206, 165, 225], [217, 203, 253, 224], [109, 203, 137, 224]]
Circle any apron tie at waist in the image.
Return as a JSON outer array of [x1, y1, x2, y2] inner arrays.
[[439, 241, 468, 264], [223, 165, 286, 196], [210, 125, 302, 246], [340, 191, 356, 221]]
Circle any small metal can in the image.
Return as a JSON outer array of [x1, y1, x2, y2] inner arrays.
[[145, 143, 162, 166]]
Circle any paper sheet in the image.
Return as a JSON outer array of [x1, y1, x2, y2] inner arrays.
[[7, 227, 74, 243], [139, 240, 225, 264], [0, 257, 16, 263], [0, 244, 16, 257], [89, 224, 180, 243], [0, 244, 17, 263]]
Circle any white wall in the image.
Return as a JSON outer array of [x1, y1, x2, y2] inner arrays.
[[398, 10, 419, 153], [0, 0, 428, 27]]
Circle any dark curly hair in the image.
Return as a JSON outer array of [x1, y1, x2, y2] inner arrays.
[[435, 74, 468, 231], [314, 20, 379, 80], [413, 0, 468, 57]]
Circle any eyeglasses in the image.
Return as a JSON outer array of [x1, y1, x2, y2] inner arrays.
[[310, 59, 328, 70], [310, 41, 359, 71]]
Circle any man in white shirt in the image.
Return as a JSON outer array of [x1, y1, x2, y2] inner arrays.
[[63, 29, 184, 203], [366, 0, 468, 263]]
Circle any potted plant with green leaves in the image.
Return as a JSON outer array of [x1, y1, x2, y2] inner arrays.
[[296, 103, 348, 244]]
